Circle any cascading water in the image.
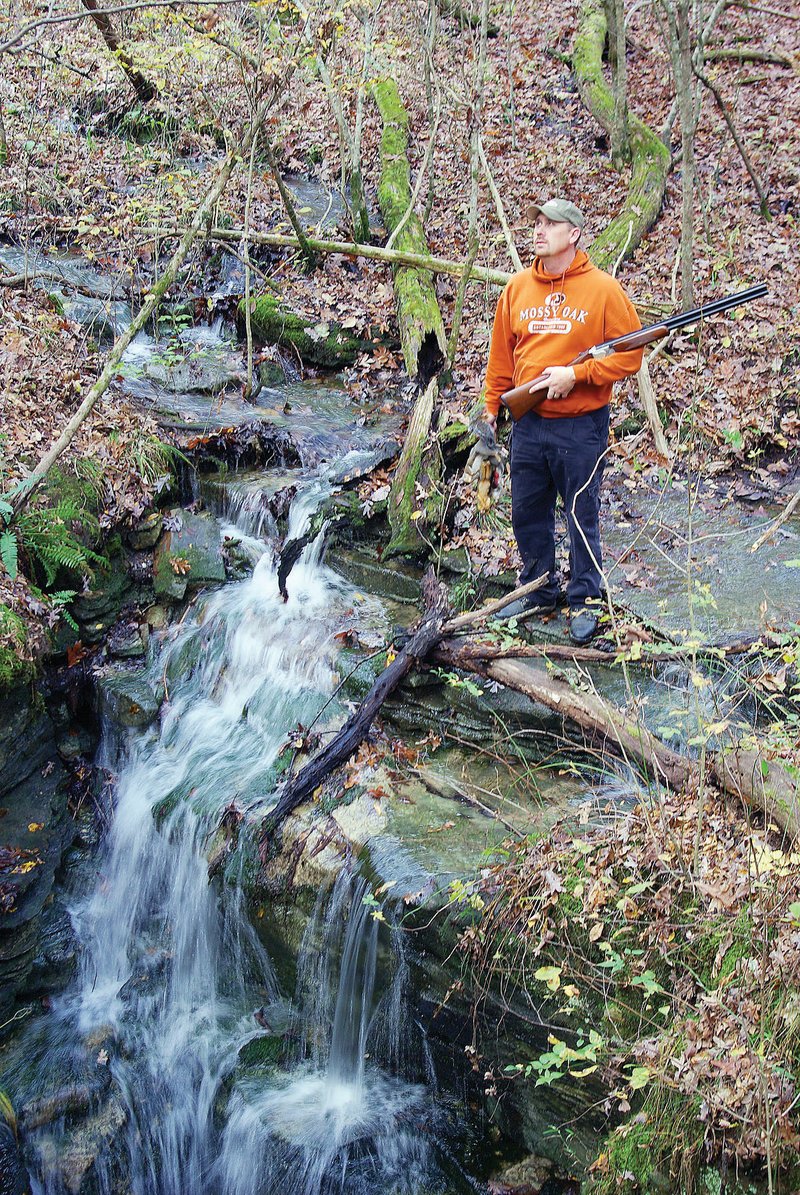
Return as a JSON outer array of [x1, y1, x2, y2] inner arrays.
[[216, 873, 438, 1195], [16, 478, 472, 1195]]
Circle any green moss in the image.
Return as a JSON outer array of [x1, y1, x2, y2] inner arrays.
[[237, 1034, 285, 1069], [589, 1089, 704, 1194], [572, 0, 670, 272], [372, 77, 446, 382], [0, 606, 35, 692], [238, 294, 370, 368]]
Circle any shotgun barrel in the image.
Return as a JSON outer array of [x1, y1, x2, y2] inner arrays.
[[499, 282, 768, 422]]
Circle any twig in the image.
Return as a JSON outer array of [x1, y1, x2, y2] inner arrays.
[[727, 0, 800, 18], [694, 63, 771, 213], [441, 574, 548, 634], [477, 134, 524, 272], [750, 488, 800, 552]]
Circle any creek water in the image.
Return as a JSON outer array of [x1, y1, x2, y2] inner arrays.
[[9, 435, 484, 1194]]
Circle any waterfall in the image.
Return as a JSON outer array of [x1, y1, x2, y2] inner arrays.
[[20, 488, 461, 1195], [216, 873, 437, 1195]]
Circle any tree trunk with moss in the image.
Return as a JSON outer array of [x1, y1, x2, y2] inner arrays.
[[372, 77, 448, 557], [573, 0, 671, 270], [372, 78, 447, 383]]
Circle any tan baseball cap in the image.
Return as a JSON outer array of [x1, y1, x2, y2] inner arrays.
[[526, 197, 585, 229]]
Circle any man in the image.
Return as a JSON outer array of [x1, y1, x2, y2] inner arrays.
[[483, 198, 643, 644]]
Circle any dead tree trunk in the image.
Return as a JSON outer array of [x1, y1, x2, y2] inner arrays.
[[80, 0, 156, 105]]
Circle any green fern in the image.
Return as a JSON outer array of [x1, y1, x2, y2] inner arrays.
[[17, 497, 108, 588], [44, 589, 79, 632], [0, 531, 17, 580]]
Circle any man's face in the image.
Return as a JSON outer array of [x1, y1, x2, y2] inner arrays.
[[533, 214, 580, 259]]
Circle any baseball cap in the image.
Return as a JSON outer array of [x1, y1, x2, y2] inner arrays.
[[526, 198, 585, 229]]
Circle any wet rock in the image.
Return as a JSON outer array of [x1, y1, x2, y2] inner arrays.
[[126, 510, 163, 551], [0, 688, 74, 1014], [326, 546, 423, 603], [142, 354, 243, 395], [489, 1153, 554, 1193], [237, 1033, 284, 1068], [106, 621, 147, 660], [28, 898, 79, 993], [145, 604, 168, 630], [118, 949, 171, 1003], [56, 726, 96, 761], [153, 509, 226, 602], [59, 296, 131, 344], [0, 1122, 28, 1195], [70, 566, 131, 644], [20, 1072, 111, 1132], [258, 358, 287, 387], [96, 670, 160, 729], [36, 1095, 127, 1194]]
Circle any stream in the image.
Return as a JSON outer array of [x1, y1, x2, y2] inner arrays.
[[3, 398, 499, 1194], [2, 238, 796, 1194]]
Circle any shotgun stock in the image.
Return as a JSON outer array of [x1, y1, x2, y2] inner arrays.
[[499, 283, 767, 422]]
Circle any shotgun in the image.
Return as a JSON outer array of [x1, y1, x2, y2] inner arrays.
[[499, 282, 768, 422]]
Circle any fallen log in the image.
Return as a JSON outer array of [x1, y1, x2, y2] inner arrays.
[[133, 225, 513, 287], [435, 644, 800, 840]]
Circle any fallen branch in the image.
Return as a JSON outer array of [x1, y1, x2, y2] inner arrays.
[[133, 225, 513, 287], [0, 264, 129, 300], [694, 63, 771, 214], [750, 487, 800, 552], [262, 569, 450, 836]]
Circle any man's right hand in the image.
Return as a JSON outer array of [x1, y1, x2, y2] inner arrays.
[[484, 413, 497, 433]]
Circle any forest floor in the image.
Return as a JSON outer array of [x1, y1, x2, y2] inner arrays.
[[1, 0, 800, 1187]]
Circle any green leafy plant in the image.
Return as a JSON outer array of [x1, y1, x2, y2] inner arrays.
[[0, 530, 18, 579], [16, 498, 108, 588]]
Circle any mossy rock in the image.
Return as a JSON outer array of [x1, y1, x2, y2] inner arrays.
[[239, 294, 378, 369], [153, 510, 226, 601], [237, 1034, 285, 1069], [0, 606, 36, 692]]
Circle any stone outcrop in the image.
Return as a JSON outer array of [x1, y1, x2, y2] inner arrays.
[[0, 687, 75, 1016]]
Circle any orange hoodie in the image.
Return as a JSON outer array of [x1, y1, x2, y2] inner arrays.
[[484, 250, 643, 419]]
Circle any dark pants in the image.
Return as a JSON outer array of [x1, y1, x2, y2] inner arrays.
[[510, 405, 610, 608]]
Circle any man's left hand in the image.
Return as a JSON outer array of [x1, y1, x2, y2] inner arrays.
[[540, 366, 576, 400]]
